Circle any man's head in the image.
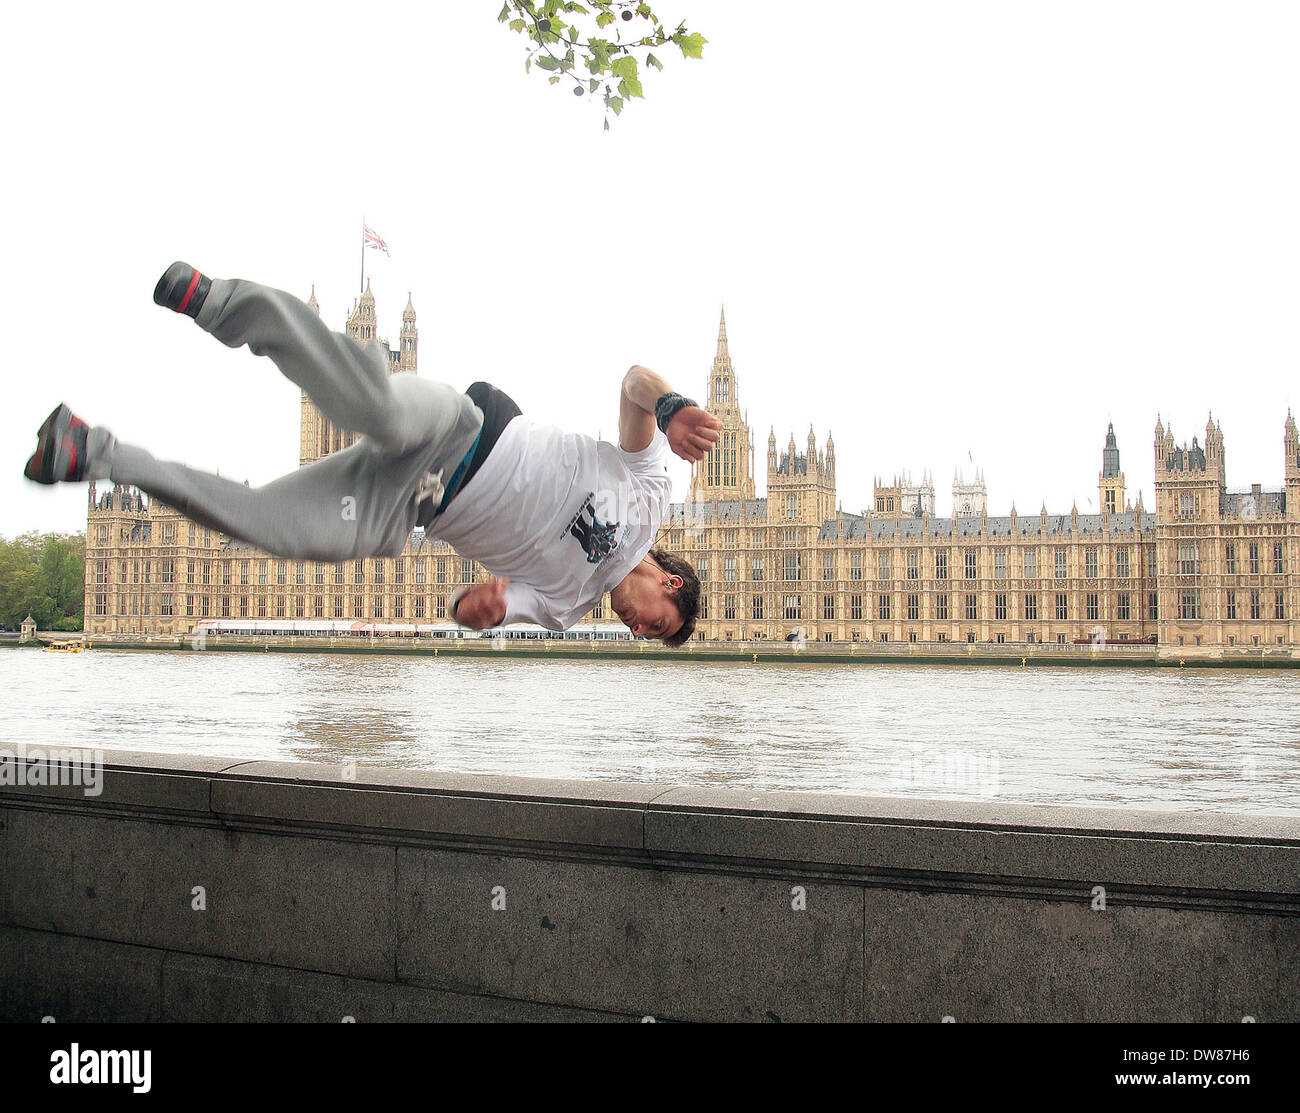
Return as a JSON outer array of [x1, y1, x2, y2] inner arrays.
[[610, 548, 700, 647]]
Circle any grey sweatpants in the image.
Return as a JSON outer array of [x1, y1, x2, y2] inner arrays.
[[94, 278, 484, 561]]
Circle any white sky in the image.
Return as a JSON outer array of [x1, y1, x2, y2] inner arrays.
[[5, 0, 1297, 539]]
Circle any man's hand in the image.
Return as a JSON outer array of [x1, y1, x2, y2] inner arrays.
[[666, 406, 723, 463], [454, 577, 509, 630]]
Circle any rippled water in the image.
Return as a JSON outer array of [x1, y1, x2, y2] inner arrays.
[[3, 648, 1298, 815]]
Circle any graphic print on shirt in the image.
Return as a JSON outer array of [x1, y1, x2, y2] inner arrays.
[[563, 492, 621, 565]]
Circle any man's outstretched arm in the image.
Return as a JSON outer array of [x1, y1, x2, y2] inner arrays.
[[620, 365, 722, 462]]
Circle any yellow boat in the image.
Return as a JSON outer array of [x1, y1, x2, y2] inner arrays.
[[44, 638, 86, 653]]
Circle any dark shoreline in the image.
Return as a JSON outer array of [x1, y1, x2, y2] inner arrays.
[[5, 635, 1298, 669]]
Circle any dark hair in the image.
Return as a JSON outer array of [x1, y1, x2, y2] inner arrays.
[[647, 547, 700, 648]]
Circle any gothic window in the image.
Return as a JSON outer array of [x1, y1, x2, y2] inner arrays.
[[1116, 547, 1129, 579], [783, 595, 801, 620], [937, 594, 949, 621], [994, 549, 1007, 580], [1178, 543, 1198, 575], [1117, 593, 1130, 621], [1086, 593, 1099, 621], [908, 593, 920, 621], [1085, 548, 1098, 578], [850, 552, 863, 580], [1024, 593, 1038, 621], [935, 551, 948, 580], [1023, 550, 1037, 579], [751, 594, 764, 620], [1249, 543, 1259, 574], [965, 593, 977, 621], [878, 551, 891, 580], [1055, 593, 1068, 621], [907, 549, 920, 580], [965, 551, 977, 579], [878, 594, 891, 621], [1054, 549, 1067, 578], [995, 593, 1007, 621]]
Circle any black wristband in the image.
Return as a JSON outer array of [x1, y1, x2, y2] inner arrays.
[[655, 391, 698, 434]]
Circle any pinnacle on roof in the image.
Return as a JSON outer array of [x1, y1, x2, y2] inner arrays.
[[714, 305, 729, 362], [360, 277, 374, 303], [403, 291, 416, 319], [307, 284, 319, 312]]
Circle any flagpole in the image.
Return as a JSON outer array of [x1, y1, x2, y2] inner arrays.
[[360, 216, 365, 294]]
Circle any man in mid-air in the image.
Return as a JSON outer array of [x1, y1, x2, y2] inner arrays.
[[23, 263, 720, 646]]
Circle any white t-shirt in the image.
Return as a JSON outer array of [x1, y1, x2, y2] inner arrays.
[[430, 417, 673, 630]]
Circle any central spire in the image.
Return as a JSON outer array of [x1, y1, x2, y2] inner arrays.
[[716, 305, 729, 362]]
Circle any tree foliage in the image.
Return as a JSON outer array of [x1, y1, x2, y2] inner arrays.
[[0, 531, 85, 632], [499, 0, 707, 130]]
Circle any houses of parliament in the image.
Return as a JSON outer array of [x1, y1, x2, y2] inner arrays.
[[84, 288, 1299, 650]]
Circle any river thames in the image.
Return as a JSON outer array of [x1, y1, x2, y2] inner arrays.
[[3, 648, 1297, 815]]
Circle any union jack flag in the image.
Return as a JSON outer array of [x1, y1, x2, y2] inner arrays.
[[363, 224, 390, 255]]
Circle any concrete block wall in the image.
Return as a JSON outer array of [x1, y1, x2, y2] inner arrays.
[[1, 749, 1297, 1021]]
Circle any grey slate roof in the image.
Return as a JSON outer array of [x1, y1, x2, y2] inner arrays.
[[1222, 489, 1286, 516]]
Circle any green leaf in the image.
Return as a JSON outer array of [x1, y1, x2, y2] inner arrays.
[[610, 55, 638, 81], [617, 75, 642, 99], [596, 11, 615, 27], [646, 52, 662, 71], [536, 54, 560, 70], [509, 17, 526, 31], [498, 2, 511, 22], [589, 77, 600, 92], [588, 38, 611, 71], [606, 94, 623, 115], [525, 56, 532, 72], [673, 31, 706, 59], [604, 117, 610, 132], [548, 74, 562, 84]]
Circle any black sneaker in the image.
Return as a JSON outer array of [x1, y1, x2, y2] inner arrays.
[[24, 403, 90, 485], [153, 261, 211, 318]]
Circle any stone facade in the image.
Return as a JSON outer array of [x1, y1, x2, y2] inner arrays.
[[83, 295, 1299, 649], [670, 313, 1297, 648]]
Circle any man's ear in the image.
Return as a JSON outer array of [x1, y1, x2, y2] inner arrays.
[[666, 574, 683, 591]]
